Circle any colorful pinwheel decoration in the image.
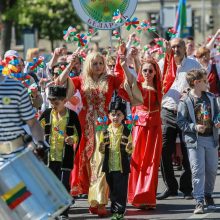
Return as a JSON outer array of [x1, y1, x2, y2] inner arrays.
[[78, 50, 87, 62], [29, 56, 44, 71], [28, 83, 38, 95], [136, 26, 142, 35], [74, 33, 88, 47], [143, 44, 152, 52], [96, 116, 108, 131], [63, 26, 77, 42], [167, 28, 177, 38], [132, 36, 141, 47], [125, 17, 140, 31], [113, 9, 124, 23], [112, 30, 120, 39], [87, 28, 97, 36], [125, 114, 139, 130], [154, 38, 164, 47]]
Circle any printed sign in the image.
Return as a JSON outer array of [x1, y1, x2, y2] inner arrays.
[[72, 0, 138, 30]]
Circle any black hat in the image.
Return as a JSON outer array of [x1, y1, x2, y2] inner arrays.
[[48, 86, 67, 99], [109, 97, 126, 116]]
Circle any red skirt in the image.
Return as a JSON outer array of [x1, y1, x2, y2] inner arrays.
[[128, 124, 162, 206]]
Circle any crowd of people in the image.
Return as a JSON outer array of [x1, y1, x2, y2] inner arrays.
[[0, 28, 220, 220]]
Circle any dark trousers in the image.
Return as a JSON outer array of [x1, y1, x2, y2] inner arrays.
[[49, 161, 71, 217], [160, 108, 192, 194], [49, 161, 71, 191], [106, 171, 128, 214]]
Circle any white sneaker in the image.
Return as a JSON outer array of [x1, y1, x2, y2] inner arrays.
[[194, 202, 204, 214]]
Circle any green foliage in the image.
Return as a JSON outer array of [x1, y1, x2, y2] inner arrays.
[[0, 0, 82, 46], [17, 0, 82, 42]]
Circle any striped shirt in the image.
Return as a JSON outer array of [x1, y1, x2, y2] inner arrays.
[[0, 77, 35, 141]]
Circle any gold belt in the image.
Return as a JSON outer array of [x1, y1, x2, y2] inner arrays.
[[136, 109, 160, 114], [0, 136, 24, 154]]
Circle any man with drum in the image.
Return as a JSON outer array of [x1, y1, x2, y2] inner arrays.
[[0, 60, 45, 161], [0, 56, 73, 220]]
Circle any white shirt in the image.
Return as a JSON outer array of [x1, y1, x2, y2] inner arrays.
[[159, 57, 201, 110]]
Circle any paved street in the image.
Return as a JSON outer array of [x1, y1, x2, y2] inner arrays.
[[68, 162, 220, 220]]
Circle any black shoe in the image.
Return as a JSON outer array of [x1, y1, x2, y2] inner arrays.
[[205, 196, 216, 210], [156, 189, 178, 200], [184, 192, 193, 200]]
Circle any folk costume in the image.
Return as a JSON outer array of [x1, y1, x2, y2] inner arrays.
[[69, 71, 124, 207], [100, 100, 132, 218], [119, 59, 163, 208], [39, 86, 81, 191]]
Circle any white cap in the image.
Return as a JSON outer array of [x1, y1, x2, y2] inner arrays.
[[4, 50, 19, 59]]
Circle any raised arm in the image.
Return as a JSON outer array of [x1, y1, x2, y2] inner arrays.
[[117, 42, 136, 86], [206, 29, 220, 50], [48, 47, 65, 69], [56, 53, 78, 85]]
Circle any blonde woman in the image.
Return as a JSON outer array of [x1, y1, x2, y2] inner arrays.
[[57, 52, 124, 217]]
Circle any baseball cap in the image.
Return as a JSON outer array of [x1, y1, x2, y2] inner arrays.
[[4, 50, 19, 59]]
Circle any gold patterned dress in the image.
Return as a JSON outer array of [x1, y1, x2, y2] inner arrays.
[[70, 73, 123, 206]]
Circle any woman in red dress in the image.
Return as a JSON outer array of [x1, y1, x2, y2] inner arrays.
[[57, 52, 123, 216], [119, 55, 163, 209]]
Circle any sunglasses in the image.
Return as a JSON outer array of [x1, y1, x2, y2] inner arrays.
[[142, 69, 153, 73]]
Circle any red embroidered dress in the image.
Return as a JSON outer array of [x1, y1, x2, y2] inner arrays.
[[128, 84, 162, 207], [70, 74, 123, 200]]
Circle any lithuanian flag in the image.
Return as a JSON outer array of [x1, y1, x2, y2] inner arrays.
[[1, 182, 31, 209]]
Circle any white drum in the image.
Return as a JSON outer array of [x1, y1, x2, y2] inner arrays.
[[0, 148, 72, 220]]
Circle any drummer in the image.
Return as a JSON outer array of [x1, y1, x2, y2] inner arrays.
[[0, 59, 45, 163]]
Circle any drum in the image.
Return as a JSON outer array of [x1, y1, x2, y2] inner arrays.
[[0, 148, 72, 220]]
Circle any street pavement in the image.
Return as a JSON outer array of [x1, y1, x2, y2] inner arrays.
[[68, 162, 220, 220]]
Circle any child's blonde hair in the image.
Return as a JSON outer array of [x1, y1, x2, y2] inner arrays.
[[26, 48, 39, 62]]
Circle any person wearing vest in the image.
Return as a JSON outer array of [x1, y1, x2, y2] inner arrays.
[[39, 86, 81, 220], [99, 98, 133, 220]]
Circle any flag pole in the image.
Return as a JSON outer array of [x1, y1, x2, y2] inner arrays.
[[109, 30, 113, 54]]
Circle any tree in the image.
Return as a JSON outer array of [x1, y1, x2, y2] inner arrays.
[[0, 0, 82, 55], [18, 0, 82, 50], [0, 0, 18, 57]]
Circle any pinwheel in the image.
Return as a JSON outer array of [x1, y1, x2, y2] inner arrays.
[[74, 33, 88, 47], [7, 64, 19, 73], [154, 38, 164, 47], [140, 20, 150, 31], [96, 116, 108, 131], [87, 28, 96, 36], [125, 17, 140, 31], [125, 114, 139, 130], [63, 26, 77, 42], [78, 50, 87, 63], [28, 83, 38, 95], [167, 28, 177, 38], [113, 9, 124, 23], [132, 36, 141, 46], [112, 30, 120, 39], [29, 56, 44, 71], [136, 26, 142, 34], [143, 44, 152, 52], [2, 67, 11, 75]]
